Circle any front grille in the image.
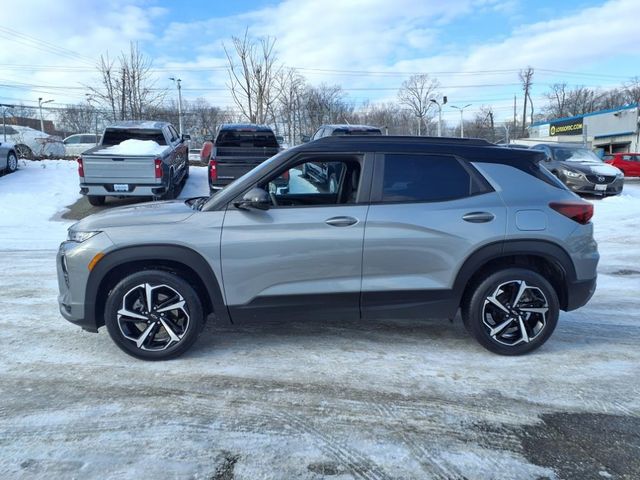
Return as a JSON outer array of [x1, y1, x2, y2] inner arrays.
[[585, 174, 615, 184]]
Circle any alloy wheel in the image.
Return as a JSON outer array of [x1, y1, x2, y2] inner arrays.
[[482, 280, 549, 346], [117, 283, 190, 351]]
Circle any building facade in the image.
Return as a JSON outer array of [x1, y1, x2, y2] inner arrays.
[[526, 104, 639, 154]]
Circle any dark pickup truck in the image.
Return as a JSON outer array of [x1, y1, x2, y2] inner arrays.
[[202, 124, 280, 193]]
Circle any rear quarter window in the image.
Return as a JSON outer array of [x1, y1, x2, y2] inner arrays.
[[380, 154, 490, 203]]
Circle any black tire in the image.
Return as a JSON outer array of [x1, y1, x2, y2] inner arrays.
[[104, 270, 204, 360], [6, 151, 18, 173], [462, 268, 559, 355], [15, 144, 33, 159], [87, 195, 105, 206], [183, 162, 190, 180], [163, 171, 176, 200]]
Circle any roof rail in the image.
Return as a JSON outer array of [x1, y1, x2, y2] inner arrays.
[[315, 135, 494, 146]]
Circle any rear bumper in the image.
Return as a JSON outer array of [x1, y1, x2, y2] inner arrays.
[[80, 183, 166, 197], [564, 277, 597, 311]]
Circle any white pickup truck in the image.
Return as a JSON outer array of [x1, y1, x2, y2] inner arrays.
[[78, 121, 189, 206]]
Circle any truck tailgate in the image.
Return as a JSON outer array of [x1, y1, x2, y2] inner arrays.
[[82, 155, 158, 184], [215, 156, 267, 182]]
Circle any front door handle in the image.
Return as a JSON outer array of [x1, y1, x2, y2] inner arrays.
[[325, 216, 358, 227], [462, 211, 495, 223]]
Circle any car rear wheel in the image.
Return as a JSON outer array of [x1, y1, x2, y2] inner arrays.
[[87, 195, 105, 206], [6, 151, 18, 173], [105, 270, 204, 360], [462, 268, 559, 355], [15, 144, 33, 159]]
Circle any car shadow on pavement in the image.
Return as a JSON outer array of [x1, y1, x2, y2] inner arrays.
[[62, 196, 149, 220]]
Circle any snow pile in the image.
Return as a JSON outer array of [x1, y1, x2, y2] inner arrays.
[[98, 139, 166, 156], [0, 160, 79, 249]]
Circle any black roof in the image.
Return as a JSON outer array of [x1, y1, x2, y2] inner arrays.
[[296, 135, 547, 165]]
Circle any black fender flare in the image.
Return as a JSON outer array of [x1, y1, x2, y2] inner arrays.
[[451, 239, 576, 306], [84, 244, 229, 330]]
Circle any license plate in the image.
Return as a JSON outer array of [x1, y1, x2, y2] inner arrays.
[[113, 184, 129, 192], [594, 184, 607, 191]]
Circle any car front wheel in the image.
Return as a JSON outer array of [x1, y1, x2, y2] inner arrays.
[[6, 151, 18, 173], [104, 270, 204, 360], [462, 268, 559, 355]]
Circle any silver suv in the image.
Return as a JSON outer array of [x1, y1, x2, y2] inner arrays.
[[57, 137, 599, 360]]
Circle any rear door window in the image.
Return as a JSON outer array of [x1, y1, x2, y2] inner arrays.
[[216, 129, 278, 148], [379, 154, 489, 203]]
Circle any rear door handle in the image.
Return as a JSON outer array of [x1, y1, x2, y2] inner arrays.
[[462, 211, 495, 223], [325, 216, 358, 227]]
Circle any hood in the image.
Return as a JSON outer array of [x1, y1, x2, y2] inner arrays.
[[71, 200, 195, 231], [562, 161, 621, 176]]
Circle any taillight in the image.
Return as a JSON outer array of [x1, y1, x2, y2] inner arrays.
[[282, 169, 289, 181], [154, 158, 163, 179], [201, 141, 213, 162], [209, 158, 218, 182], [549, 201, 593, 225], [77, 157, 84, 177]]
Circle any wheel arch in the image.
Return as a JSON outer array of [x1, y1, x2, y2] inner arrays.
[[454, 240, 576, 312], [85, 244, 228, 331]]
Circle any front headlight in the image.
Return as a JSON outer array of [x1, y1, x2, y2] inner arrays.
[[562, 169, 583, 178], [67, 230, 101, 243]]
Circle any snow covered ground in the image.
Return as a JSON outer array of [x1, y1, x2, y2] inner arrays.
[[0, 160, 639, 479]]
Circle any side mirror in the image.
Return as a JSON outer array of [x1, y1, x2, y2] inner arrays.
[[301, 135, 310, 143], [235, 187, 270, 211], [182, 134, 191, 141]]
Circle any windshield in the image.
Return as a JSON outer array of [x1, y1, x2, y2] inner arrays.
[[553, 148, 602, 163], [216, 130, 278, 148], [102, 129, 166, 146]]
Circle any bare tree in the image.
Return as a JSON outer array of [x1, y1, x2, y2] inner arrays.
[[397, 74, 439, 135], [276, 68, 306, 144], [223, 29, 281, 124], [56, 103, 97, 134], [623, 77, 640, 105], [303, 83, 353, 134], [87, 42, 165, 122], [519, 67, 534, 136]]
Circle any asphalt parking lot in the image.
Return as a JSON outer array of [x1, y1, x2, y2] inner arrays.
[[1, 163, 639, 479]]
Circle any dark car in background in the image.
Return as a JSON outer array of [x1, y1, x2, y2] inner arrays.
[[530, 143, 624, 196], [310, 124, 382, 141], [603, 152, 640, 177], [201, 124, 280, 193]]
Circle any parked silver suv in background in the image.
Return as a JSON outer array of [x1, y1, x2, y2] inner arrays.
[[57, 136, 599, 360]]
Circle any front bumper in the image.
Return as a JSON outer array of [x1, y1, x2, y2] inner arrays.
[[56, 233, 114, 332], [564, 277, 597, 311], [562, 175, 624, 196]]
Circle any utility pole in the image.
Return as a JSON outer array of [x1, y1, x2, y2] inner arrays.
[[430, 95, 447, 137], [451, 104, 471, 138], [170, 77, 183, 135], [1, 103, 15, 141], [38, 97, 54, 133], [519, 67, 534, 138], [513, 95, 517, 138]]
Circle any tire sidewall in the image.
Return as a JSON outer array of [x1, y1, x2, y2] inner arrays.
[[104, 270, 203, 360], [465, 268, 559, 355], [7, 152, 17, 172]]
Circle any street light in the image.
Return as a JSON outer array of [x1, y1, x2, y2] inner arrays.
[[169, 77, 183, 135], [450, 104, 471, 138], [430, 96, 447, 137], [38, 97, 54, 133], [85, 94, 100, 141]]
